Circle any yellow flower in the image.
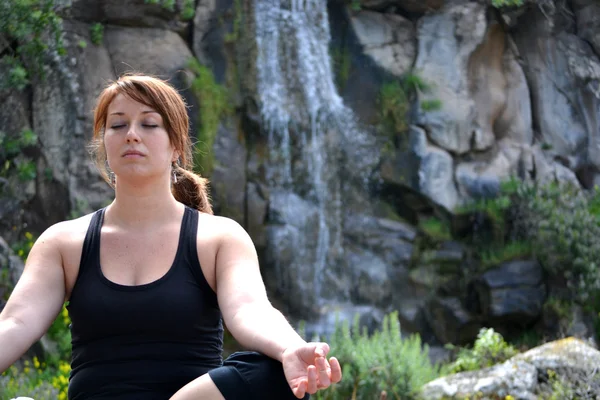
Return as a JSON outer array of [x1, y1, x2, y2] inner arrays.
[[59, 361, 71, 374], [33, 356, 40, 369], [25, 231, 33, 240]]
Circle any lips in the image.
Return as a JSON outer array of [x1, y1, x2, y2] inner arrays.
[[122, 150, 145, 157]]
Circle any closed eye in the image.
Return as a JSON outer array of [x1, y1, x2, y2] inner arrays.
[[143, 125, 158, 128], [111, 125, 126, 129]]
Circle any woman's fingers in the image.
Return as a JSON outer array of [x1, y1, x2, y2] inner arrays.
[[307, 365, 319, 394], [293, 379, 307, 399], [316, 357, 331, 388], [329, 357, 342, 383]]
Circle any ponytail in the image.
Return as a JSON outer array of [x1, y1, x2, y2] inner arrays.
[[172, 167, 213, 214]]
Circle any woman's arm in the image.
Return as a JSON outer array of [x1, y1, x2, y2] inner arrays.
[[214, 218, 304, 361], [0, 224, 67, 372], [214, 218, 341, 397]]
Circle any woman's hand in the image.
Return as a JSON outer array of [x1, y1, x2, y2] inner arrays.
[[281, 342, 342, 398]]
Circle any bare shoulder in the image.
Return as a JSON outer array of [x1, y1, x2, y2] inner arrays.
[[196, 212, 250, 239], [39, 212, 95, 247]]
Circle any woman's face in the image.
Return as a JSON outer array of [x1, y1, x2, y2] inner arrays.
[[104, 93, 178, 184]]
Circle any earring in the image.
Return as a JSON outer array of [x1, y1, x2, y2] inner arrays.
[[105, 160, 116, 186], [172, 163, 177, 184]]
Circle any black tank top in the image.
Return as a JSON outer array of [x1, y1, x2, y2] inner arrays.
[[66, 206, 224, 400]]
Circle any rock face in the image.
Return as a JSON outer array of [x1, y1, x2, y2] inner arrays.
[[471, 260, 546, 324], [421, 337, 600, 399], [2, 0, 600, 342]]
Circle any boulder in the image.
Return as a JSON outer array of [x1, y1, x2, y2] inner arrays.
[[471, 260, 546, 324], [425, 296, 482, 344], [421, 359, 538, 400], [349, 10, 416, 78], [409, 126, 459, 210]]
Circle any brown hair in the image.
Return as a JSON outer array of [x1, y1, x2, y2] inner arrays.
[[90, 73, 213, 214]]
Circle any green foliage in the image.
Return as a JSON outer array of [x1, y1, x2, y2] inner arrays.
[[1, 242, 71, 399], [491, 0, 524, 8], [143, 0, 195, 19], [144, 0, 175, 11], [379, 72, 442, 145], [311, 312, 444, 400], [11, 231, 36, 261], [187, 58, 232, 176], [46, 303, 72, 367], [0, 357, 70, 400], [420, 99, 442, 111], [448, 328, 517, 373], [0, 129, 39, 182], [331, 47, 351, 91], [419, 217, 452, 242], [90, 23, 104, 46], [511, 181, 600, 303], [224, 0, 242, 43], [538, 368, 600, 400], [380, 81, 410, 135], [0, 0, 65, 89], [349, 0, 361, 11], [478, 241, 532, 269], [182, 0, 196, 21]]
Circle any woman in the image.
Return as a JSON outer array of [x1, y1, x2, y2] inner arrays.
[[0, 74, 341, 399]]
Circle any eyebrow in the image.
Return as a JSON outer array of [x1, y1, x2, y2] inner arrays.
[[109, 111, 159, 116]]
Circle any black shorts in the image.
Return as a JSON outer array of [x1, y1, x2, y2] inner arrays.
[[208, 352, 310, 400]]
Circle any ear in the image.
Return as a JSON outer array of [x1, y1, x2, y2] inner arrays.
[[171, 149, 180, 164]]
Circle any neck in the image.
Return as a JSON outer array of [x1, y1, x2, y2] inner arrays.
[[106, 178, 183, 229]]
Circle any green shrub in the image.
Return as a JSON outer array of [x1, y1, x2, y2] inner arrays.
[[0, 358, 69, 400], [90, 23, 104, 46], [491, 0, 524, 8], [311, 312, 444, 400], [448, 328, 517, 373], [187, 58, 232, 176], [0, 0, 65, 89], [181, 0, 196, 20], [511, 181, 600, 303]]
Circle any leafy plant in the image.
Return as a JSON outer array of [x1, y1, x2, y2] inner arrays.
[[0, 129, 39, 182], [90, 23, 104, 46], [187, 58, 232, 176], [182, 0, 196, 20], [310, 312, 444, 400], [511, 180, 600, 303], [0, 357, 70, 400], [0, 0, 65, 89], [448, 328, 517, 373], [379, 72, 442, 143], [491, 0, 524, 8], [380, 81, 410, 135]]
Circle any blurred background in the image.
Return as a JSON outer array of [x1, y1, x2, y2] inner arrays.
[[1, 0, 600, 398]]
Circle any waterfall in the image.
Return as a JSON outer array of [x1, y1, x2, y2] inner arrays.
[[255, 0, 377, 323]]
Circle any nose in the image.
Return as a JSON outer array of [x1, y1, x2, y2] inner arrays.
[[125, 126, 141, 143]]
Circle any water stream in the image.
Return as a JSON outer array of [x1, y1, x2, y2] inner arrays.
[[255, 0, 378, 328]]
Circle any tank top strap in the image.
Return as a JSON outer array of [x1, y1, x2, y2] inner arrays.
[[79, 207, 106, 275], [182, 206, 218, 307]]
